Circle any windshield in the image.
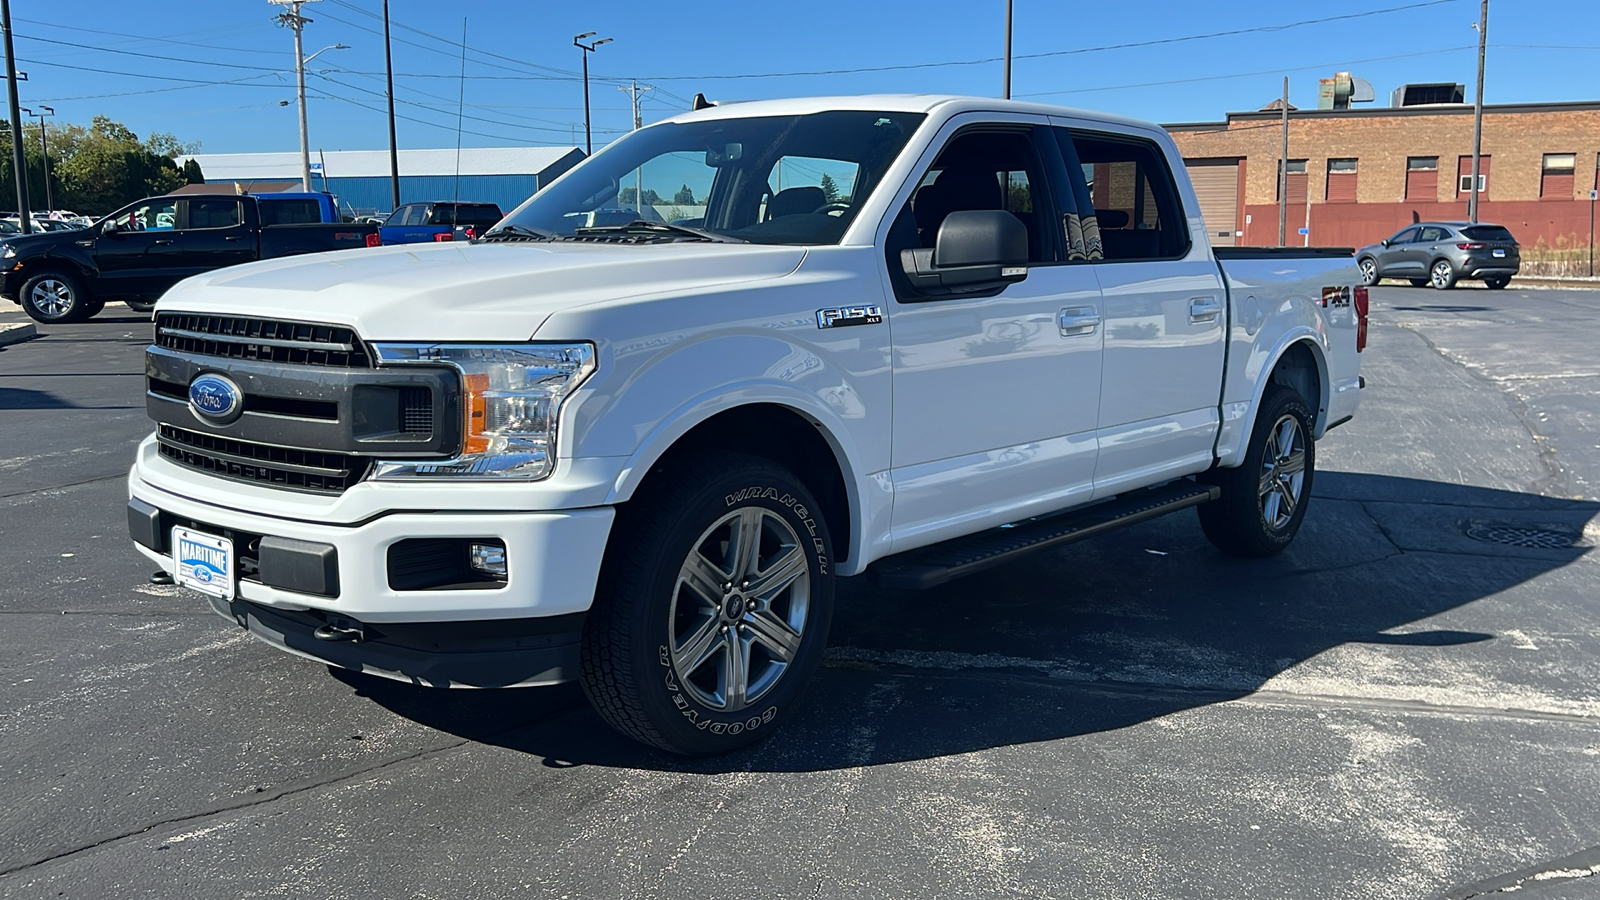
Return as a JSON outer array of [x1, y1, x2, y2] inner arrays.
[[496, 110, 925, 245]]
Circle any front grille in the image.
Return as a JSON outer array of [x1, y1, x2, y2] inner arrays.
[[158, 424, 370, 494], [155, 313, 371, 368], [399, 387, 432, 433]]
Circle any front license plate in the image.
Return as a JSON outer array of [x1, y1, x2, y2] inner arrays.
[[172, 526, 235, 601], [1493, 249, 1507, 257]]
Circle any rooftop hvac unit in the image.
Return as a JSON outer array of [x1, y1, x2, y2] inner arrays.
[[1392, 83, 1466, 107], [1317, 72, 1377, 110]]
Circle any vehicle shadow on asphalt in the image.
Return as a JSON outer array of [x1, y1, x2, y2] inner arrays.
[[0, 386, 141, 410], [337, 472, 1598, 774]]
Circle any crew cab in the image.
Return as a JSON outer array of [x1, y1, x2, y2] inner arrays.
[[378, 201, 504, 245], [3, 193, 378, 323], [126, 96, 1367, 755]]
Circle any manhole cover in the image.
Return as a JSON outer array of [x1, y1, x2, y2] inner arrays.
[[1465, 523, 1577, 549]]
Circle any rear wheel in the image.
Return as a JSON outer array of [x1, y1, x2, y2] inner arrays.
[[1485, 276, 1511, 290], [580, 451, 835, 755], [1198, 384, 1315, 557], [1358, 257, 1379, 286], [20, 272, 93, 323], [1429, 259, 1457, 290]]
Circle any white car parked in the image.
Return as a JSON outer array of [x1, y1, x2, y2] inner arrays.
[[127, 95, 1367, 754]]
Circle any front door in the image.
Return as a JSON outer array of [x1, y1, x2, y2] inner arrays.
[[94, 198, 182, 301], [1379, 226, 1421, 275], [885, 117, 1104, 551], [178, 198, 254, 277], [1052, 122, 1228, 498]]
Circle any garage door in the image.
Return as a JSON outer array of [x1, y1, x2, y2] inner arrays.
[[1185, 160, 1239, 247]]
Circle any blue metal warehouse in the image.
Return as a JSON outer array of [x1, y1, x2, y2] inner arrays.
[[176, 146, 586, 219]]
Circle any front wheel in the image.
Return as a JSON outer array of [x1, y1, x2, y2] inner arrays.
[[1358, 257, 1380, 286], [1429, 259, 1457, 290], [1198, 384, 1316, 557], [581, 451, 835, 755], [20, 272, 93, 323], [1485, 277, 1511, 290]]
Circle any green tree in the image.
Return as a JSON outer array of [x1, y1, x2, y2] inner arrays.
[[617, 186, 662, 207], [673, 184, 695, 205], [35, 116, 199, 215], [819, 173, 839, 203], [182, 158, 205, 185]]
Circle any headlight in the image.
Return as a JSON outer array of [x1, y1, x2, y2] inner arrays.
[[2, 245, 14, 259], [370, 342, 596, 481]]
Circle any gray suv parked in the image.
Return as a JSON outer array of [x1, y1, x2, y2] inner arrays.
[[1356, 221, 1520, 290]]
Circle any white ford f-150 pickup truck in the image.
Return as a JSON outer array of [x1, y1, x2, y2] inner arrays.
[[128, 95, 1366, 754]]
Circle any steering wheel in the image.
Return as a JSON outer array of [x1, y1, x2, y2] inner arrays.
[[812, 203, 851, 217]]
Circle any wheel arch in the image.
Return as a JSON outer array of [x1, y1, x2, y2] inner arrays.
[[16, 257, 97, 296], [1221, 335, 1330, 469], [609, 400, 863, 573]]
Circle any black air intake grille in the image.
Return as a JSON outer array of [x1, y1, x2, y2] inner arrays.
[[399, 387, 433, 434], [157, 424, 370, 494], [155, 313, 371, 368]]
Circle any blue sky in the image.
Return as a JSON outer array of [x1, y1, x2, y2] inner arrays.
[[14, 0, 1599, 155]]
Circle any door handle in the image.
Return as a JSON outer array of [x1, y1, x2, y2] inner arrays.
[[1058, 306, 1101, 336], [153, 239, 175, 245], [1189, 296, 1223, 324], [224, 236, 242, 242]]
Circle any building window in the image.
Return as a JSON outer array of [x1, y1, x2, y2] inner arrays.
[[1326, 158, 1358, 203], [1277, 159, 1308, 204], [1405, 156, 1438, 202], [1541, 153, 1576, 199], [1457, 155, 1490, 198]]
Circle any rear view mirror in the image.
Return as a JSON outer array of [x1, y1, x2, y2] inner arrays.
[[704, 143, 743, 167], [900, 210, 1029, 297]]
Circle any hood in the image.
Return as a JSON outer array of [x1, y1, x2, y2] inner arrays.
[[157, 241, 808, 341]]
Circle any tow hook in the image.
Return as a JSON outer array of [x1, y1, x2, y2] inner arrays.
[[314, 617, 365, 643]]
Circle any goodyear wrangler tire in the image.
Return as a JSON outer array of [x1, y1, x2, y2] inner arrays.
[[1197, 384, 1316, 557], [580, 451, 835, 755]]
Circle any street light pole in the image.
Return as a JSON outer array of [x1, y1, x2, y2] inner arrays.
[[272, 2, 346, 192], [573, 33, 611, 156], [1, 0, 30, 233], [1468, 0, 1488, 223]]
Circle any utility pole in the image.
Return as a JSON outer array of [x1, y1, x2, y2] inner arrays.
[[573, 32, 611, 156], [271, 0, 318, 191], [383, 0, 399, 210], [1278, 76, 1289, 247], [1002, 0, 1013, 99], [1, 0, 30, 233], [619, 80, 651, 214], [1468, 0, 1489, 223], [26, 104, 50, 212]]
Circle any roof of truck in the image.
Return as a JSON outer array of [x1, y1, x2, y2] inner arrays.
[[659, 94, 1160, 133]]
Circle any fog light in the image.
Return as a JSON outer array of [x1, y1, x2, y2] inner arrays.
[[469, 542, 507, 578]]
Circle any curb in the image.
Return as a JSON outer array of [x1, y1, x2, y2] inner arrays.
[[0, 322, 37, 347]]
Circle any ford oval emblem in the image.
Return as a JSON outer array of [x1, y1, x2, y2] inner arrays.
[[188, 373, 243, 424]]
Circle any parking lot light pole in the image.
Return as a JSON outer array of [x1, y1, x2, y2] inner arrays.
[[1468, 0, 1488, 224], [26, 104, 51, 212], [1, 0, 30, 234], [574, 33, 611, 156]]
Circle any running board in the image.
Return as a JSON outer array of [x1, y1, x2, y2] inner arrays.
[[868, 481, 1221, 590]]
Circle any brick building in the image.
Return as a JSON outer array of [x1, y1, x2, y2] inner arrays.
[[1165, 100, 1600, 257]]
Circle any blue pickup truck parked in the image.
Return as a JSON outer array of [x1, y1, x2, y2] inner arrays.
[[256, 191, 349, 226], [379, 201, 504, 245]]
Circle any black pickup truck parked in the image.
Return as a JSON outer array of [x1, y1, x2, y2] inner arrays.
[[0, 193, 380, 323]]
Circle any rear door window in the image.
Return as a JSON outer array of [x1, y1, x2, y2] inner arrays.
[[1056, 129, 1189, 261], [259, 198, 322, 225], [1418, 225, 1450, 242], [454, 205, 503, 228], [404, 205, 427, 226]]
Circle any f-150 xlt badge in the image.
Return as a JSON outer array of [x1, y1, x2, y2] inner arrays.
[[816, 305, 883, 329]]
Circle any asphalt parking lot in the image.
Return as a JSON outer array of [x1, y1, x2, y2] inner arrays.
[[2, 286, 1599, 900]]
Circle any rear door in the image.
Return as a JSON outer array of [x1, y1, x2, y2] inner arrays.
[[177, 198, 255, 277], [1412, 224, 1453, 272], [884, 114, 1105, 549], [1053, 120, 1228, 498]]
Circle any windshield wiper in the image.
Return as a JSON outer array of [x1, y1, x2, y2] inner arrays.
[[571, 220, 747, 244], [478, 223, 558, 242]]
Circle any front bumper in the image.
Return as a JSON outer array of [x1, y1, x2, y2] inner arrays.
[[129, 465, 615, 624]]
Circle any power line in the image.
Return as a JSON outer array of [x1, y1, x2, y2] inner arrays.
[[615, 0, 1466, 81], [305, 89, 570, 145], [326, 0, 589, 81], [19, 55, 289, 87], [16, 32, 286, 72], [13, 16, 285, 55], [311, 70, 621, 136]]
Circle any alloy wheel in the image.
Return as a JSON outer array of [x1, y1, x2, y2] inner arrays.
[[668, 507, 810, 712], [1257, 413, 1307, 531], [1359, 259, 1377, 285], [1431, 261, 1453, 289], [29, 278, 74, 318]]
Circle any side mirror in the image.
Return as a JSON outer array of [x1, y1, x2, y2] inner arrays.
[[1380, 238, 1389, 247], [900, 210, 1029, 296], [102, 220, 120, 236]]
